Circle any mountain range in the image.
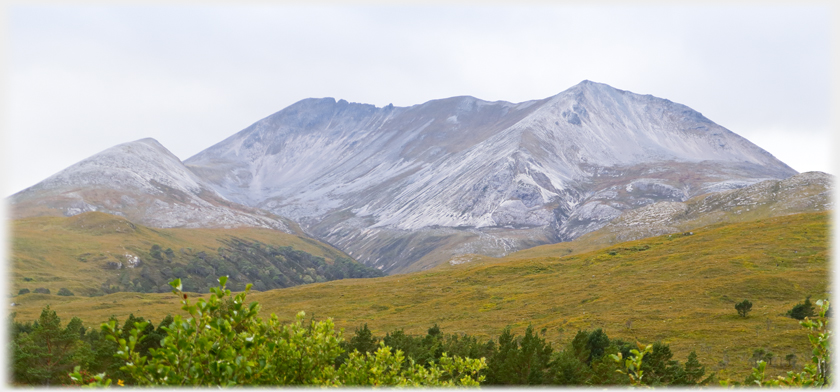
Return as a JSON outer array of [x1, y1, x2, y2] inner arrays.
[[10, 80, 823, 274]]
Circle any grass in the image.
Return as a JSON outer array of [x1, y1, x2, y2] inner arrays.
[[10, 212, 351, 296], [10, 211, 830, 380]]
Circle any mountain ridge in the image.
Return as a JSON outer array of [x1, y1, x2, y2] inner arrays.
[[182, 80, 797, 272], [10, 138, 292, 232], [11, 80, 806, 273]]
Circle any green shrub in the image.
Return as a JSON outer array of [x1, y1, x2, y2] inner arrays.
[[57, 288, 74, 296], [149, 244, 163, 260], [787, 296, 815, 320], [18, 288, 30, 295], [72, 277, 485, 387]]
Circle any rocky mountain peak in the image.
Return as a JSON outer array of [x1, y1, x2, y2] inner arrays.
[[9, 81, 810, 274], [10, 138, 291, 232], [179, 81, 799, 273]]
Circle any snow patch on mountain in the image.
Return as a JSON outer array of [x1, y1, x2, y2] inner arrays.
[[11, 138, 291, 232], [180, 80, 798, 272]]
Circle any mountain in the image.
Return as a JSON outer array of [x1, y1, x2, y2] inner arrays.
[[184, 81, 797, 273], [10, 138, 292, 232]]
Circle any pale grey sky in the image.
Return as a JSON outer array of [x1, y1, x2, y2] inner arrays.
[[4, 3, 836, 196]]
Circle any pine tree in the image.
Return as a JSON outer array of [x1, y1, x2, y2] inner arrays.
[[672, 351, 705, 385], [587, 329, 610, 363], [549, 348, 591, 385], [486, 325, 552, 385], [519, 325, 553, 384], [486, 327, 518, 384], [348, 324, 379, 355], [570, 330, 592, 364], [736, 299, 753, 317], [13, 306, 86, 385], [641, 341, 680, 385]]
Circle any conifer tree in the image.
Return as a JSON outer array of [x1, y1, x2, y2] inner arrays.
[[348, 324, 380, 355], [736, 299, 753, 317], [681, 351, 706, 384], [13, 306, 86, 385], [587, 329, 610, 363], [486, 325, 552, 385]]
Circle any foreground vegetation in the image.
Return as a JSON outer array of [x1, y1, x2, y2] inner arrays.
[[11, 212, 829, 380], [12, 277, 830, 387], [14, 278, 714, 387]]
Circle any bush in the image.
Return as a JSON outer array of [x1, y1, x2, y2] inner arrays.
[[73, 277, 486, 387], [787, 296, 815, 320], [33, 288, 50, 294], [149, 244, 163, 260], [18, 288, 30, 295], [57, 288, 74, 296]]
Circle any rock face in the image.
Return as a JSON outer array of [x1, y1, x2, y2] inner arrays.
[[183, 81, 798, 273], [10, 138, 291, 232], [580, 171, 832, 246]]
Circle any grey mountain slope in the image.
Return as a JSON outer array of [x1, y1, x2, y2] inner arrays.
[[10, 138, 291, 232], [562, 171, 832, 249], [185, 80, 798, 273]]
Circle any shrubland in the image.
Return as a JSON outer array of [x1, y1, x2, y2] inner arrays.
[[13, 277, 830, 387], [14, 277, 713, 387], [10, 211, 830, 381]]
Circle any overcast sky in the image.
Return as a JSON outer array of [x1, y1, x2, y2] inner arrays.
[[4, 3, 836, 196]]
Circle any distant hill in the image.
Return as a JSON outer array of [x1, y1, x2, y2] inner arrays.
[[10, 211, 382, 296]]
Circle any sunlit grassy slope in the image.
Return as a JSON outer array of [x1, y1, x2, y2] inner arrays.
[[10, 212, 352, 295], [11, 212, 829, 379]]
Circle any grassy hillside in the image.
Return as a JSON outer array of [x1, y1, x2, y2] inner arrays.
[[10, 211, 380, 296], [10, 211, 829, 379]]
